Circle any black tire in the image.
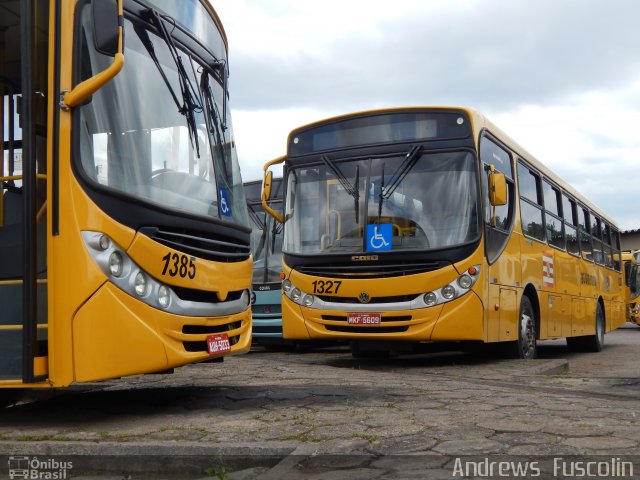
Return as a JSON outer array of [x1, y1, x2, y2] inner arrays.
[[507, 295, 537, 359], [567, 302, 605, 352]]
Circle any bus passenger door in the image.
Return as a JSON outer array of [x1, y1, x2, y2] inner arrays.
[[0, 0, 49, 383]]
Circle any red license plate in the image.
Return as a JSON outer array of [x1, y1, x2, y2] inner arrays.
[[347, 312, 381, 325], [206, 334, 231, 355]]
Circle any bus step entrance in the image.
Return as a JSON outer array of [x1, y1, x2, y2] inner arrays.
[[0, 283, 48, 380]]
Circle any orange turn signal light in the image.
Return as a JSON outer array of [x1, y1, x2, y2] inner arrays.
[[468, 266, 478, 276]]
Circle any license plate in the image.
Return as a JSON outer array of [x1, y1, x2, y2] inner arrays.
[[206, 334, 231, 355], [347, 312, 381, 325]]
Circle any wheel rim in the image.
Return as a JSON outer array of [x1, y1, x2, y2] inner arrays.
[[519, 305, 536, 359], [596, 306, 604, 345]]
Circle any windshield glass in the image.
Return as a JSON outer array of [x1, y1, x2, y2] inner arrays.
[[75, 6, 249, 227], [631, 265, 640, 298], [284, 151, 480, 255], [250, 210, 284, 284], [247, 181, 283, 284]]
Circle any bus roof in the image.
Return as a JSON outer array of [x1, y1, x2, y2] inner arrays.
[[286, 106, 618, 228]]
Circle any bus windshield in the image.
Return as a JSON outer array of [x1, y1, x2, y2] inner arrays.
[[75, 4, 248, 227], [250, 211, 284, 284], [284, 150, 480, 255], [630, 264, 640, 299], [247, 180, 283, 284]]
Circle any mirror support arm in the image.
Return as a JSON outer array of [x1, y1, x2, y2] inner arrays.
[[262, 156, 286, 224], [60, 0, 124, 110]]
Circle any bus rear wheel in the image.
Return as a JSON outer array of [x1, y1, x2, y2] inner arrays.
[[567, 302, 605, 353], [507, 295, 537, 359]]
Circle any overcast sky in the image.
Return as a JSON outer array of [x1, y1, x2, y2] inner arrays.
[[211, 0, 640, 230]]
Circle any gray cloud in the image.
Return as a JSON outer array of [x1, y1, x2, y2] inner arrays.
[[228, 0, 640, 112]]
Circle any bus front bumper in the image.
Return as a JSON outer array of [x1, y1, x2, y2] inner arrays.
[[282, 290, 484, 342]]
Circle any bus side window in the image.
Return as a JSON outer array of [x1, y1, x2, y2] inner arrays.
[[479, 136, 514, 263], [612, 228, 622, 271], [591, 216, 604, 266], [578, 206, 593, 261], [542, 179, 564, 250], [562, 193, 580, 257], [602, 223, 614, 269], [517, 161, 545, 242]]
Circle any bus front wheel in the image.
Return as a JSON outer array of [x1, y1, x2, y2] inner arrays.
[[507, 295, 537, 359], [567, 302, 605, 353]]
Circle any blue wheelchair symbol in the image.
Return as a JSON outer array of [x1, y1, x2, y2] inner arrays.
[[219, 187, 231, 217], [366, 224, 392, 252]]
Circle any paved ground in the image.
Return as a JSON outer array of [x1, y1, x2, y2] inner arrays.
[[1, 324, 639, 479]]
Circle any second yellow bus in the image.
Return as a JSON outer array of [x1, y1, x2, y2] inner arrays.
[[262, 107, 626, 358]]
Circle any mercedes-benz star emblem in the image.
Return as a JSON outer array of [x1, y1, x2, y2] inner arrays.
[[358, 292, 371, 304]]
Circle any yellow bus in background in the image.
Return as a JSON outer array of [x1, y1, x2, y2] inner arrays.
[[624, 251, 640, 325], [1, 0, 252, 389], [262, 107, 625, 358]]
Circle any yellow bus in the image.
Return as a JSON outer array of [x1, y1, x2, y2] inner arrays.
[[624, 251, 640, 325], [1, 0, 252, 389], [261, 107, 626, 358]]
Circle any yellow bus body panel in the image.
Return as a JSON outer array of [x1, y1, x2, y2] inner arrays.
[[73, 283, 250, 382]]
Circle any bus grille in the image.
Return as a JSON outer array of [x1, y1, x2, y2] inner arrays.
[[317, 294, 418, 304], [141, 227, 250, 262], [322, 315, 412, 322], [182, 321, 241, 352], [172, 287, 244, 303], [321, 314, 411, 334], [253, 325, 283, 334], [325, 325, 409, 334], [295, 261, 447, 279]]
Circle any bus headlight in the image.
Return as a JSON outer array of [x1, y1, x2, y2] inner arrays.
[[282, 279, 316, 308], [98, 234, 111, 251], [441, 285, 456, 300], [134, 272, 148, 297], [82, 231, 186, 314], [158, 285, 171, 308], [422, 265, 481, 308], [423, 292, 437, 307], [457, 274, 473, 289], [109, 252, 124, 277]]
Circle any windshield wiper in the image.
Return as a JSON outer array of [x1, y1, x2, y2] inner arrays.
[[201, 70, 230, 179], [377, 145, 422, 220], [248, 204, 267, 231], [321, 155, 360, 224], [135, 10, 203, 157]]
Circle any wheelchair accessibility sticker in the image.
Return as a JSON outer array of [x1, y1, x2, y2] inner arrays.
[[219, 187, 232, 217], [366, 224, 392, 252]]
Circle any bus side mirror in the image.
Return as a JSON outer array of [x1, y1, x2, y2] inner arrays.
[[489, 172, 507, 206], [263, 171, 273, 202], [93, 0, 120, 57], [62, 0, 124, 109], [261, 156, 286, 224]]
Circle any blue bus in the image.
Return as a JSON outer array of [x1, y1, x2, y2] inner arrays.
[[245, 179, 284, 342]]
